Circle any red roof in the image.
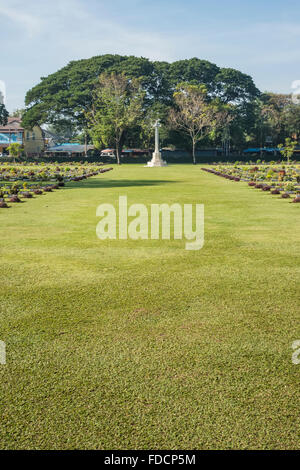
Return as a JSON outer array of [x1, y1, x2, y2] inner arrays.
[[0, 117, 24, 132]]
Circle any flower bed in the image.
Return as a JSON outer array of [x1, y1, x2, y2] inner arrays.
[[0, 162, 113, 209], [201, 164, 300, 203]]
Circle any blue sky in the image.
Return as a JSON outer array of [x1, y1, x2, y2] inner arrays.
[[1, 0, 300, 111]]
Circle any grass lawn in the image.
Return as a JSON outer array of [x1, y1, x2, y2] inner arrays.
[[0, 164, 299, 450]]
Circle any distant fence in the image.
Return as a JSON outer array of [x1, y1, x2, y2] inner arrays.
[[162, 150, 299, 163], [1, 149, 299, 164]]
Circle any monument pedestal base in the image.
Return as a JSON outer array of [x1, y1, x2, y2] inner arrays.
[[146, 151, 167, 167]]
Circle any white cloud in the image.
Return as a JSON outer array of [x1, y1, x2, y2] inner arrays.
[[3, 1, 300, 65], [0, 0, 175, 61], [2, 0, 300, 110], [0, 3, 42, 37]]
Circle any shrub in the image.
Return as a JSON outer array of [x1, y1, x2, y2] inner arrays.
[[9, 195, 21, 203], [11, 183, 20, 195], [22, 192, 33, 198]]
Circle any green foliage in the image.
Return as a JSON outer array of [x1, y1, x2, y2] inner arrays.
[[0, 103, 9, 126], [283, 100, 300, 137], [7, 143, 23, 160], [23, 55, 155, 129], [24, 54, 293, 152], [22, 55, 259, 130], [169, 83, 232, 163], [86, 73, 145, 164], [214, 68, 260, 103], [244, 93, 300, 150], [278, 138, 298, 165]]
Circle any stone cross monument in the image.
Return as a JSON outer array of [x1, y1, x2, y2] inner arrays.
[[146, 120, 167, 167]]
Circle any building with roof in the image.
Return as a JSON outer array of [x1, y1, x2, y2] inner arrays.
[[0, 117, 45, 156], [45, 143, 94, 157], [24, 126, 45, 156], [0, 117, 23, 153]]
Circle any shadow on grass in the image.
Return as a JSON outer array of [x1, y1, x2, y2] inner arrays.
[[0, 179, 178, 191], [64, 179, 177, 189]]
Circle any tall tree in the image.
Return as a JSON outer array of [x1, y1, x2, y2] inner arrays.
[[247, 93, 293, 148], [87, 73, 145, 164], [169, 83, 232, 164], [0, 103, 9, 126]]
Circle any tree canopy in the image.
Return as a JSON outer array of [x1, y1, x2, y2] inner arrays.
[[22, 54, 260, 131]]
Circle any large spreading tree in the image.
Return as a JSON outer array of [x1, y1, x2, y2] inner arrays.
[[22, 54, 259, 131], [20, 54, 269, 154]]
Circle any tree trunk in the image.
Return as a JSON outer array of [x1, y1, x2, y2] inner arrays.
[[192, 140, 196, 165], [116, 133, 124, 165], [116, 145, 121, 165], [84, 131, 88, 158]]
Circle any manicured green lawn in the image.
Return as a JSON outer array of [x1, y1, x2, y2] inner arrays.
[[0, 164, 299, 449]]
